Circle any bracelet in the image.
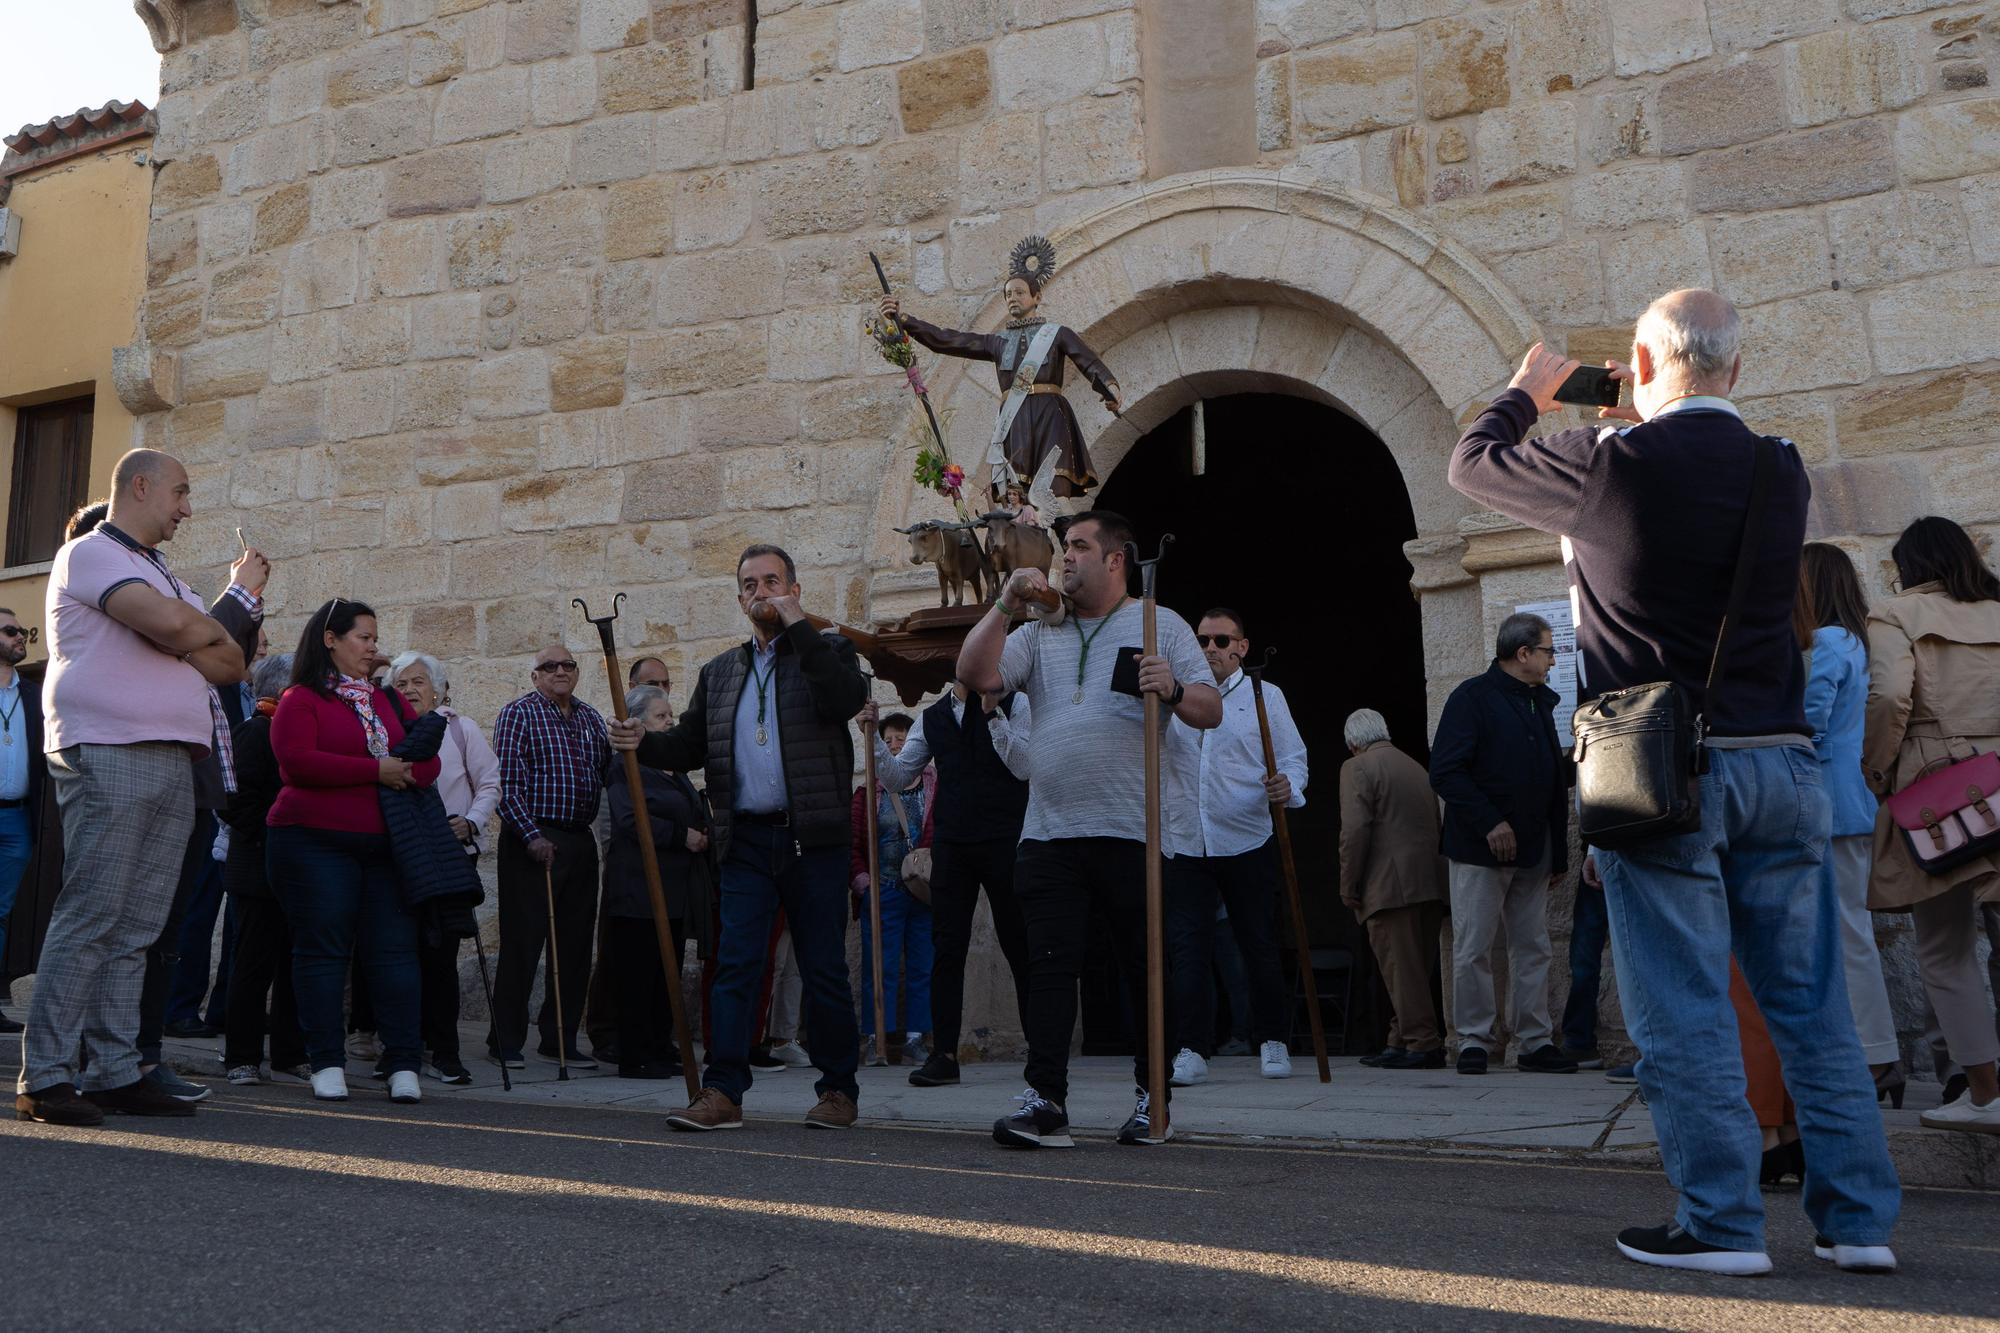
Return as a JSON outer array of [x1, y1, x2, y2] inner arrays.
[[996, 596, 1016, 618]]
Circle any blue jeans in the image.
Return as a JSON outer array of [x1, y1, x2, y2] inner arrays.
[[1598, 745, 1899, 1251], [267, 825, 422, 1074], [1560, 884, 1610, 1052], [708, 823, 859, 1104], [859, 878, 933, 1035], [166, 813, 228, 1028], [0, 803, 33, 976]]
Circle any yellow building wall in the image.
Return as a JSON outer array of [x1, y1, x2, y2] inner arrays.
[[0, 137, 153, 664]]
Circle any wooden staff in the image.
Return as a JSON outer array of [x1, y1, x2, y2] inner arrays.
[[860, 698, 891, 1066], [573, 595, 700, 1101], [1248, 647, 1329, 1083], [1131, 536, 1174, 1140]]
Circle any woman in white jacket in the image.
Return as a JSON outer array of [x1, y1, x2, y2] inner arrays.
[[390, 650, 500, 1085]]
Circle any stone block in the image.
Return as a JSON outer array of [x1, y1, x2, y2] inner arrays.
[[434, 484, 502, 542], [1828, 191, 1969, 291], [250, 183, 310, 253], [268, 56, 330, 122], [1690, 120, 1896, 212], [1475, 101, 1576, 188], [724, 446, 817, 510], [251, 382, 328, 449], [805, 70, 900, 151], [674, 169, 751, 250], [597, 260, 657, 329], [112, 343, 179, 415], [1493, 242, 1606, 326], [608, 396, 693, 463], [413, 292, 485, 359], [1731, 389, 1831, 461], [1842, 0, 1959, 18], [435, 66, 531, 144], [206, 257, 284, 334], [574, 112, 656, 183], [550, 336, 629, 410], [1710, 211, 1830, 306], [657, 101, 726, 170], [924, 0, 1004, 49], [502, 467, 624, 531], [755, 5, 838, 85], [1295, 33, 1418, 140], [899, 48, 991, 134], [1582, 87, 1654, 163], [154, 153, 224, 215], [1257, 55, 1293, 152], [871, 133, 956, 224], [1377, 0, 1471, 27], [408, 27, 466, 86], [1895, 97, 2000, 183], [484, 132, 573, 202], [150, 216, 198, 288], [539, 407, 612, 469], [764, 306, 853, 383], [1569, 162, 1686, 231], [782, 228, 911, 306], [448, 212, 516, 288], [837, 0, 923, 72], [225, 122, 315, 196], [708, 23, 750, 98], [386, 146, 486, 216], [407, 602, 480, 658], [598, 40, 703, 113], [332, 91, 434, 166], [507, 0, 579, 63], [337, 304, 414, 370], [271, 312, 339, 383], [603, 177, 672, 260], [515, 269, 596, 345], [759, 153, 871, 240], [326, 368, 398, 442], [651, 0, 742, 42], [1736, 290, 1873, 397], [329, 34, 410, 107], [1509, 0, 1612, 96], [282, 235, 361, 314], [685, 383, 802, 449], [531, 56, 598, 126], [1043, 92, 1143, 194], [1837, 365, 2000, 458], [1965, 173, 2000, 266], [1420, 13, 1511, 120], [1656, 59, 1783, 155], [603, 520, 692, 583], [310, 170, 387, 233], [513, 190, 607, 269], [1784, 25, 1925, 126], [1610, 0, 1711, 76], [1602, 222, 1712, 320], [147, 286, 207, 347], [801, 377, 905, 442], [657, 247, 785, 324], [629, 323, 765, 398], [393, 360, 471, 429], [197, 203, 253, 267], [1431, 182, 1564, 253], [582, 0, 651, 49], [993, 20, 1107, 110], [622, 454, 724, 520], [470, 348, 552, 418], [1707, 0, 1837, 52], [1866, 267, 2000, 376], [1257, 0, 1371, 49], [417, 421, 540, 485]]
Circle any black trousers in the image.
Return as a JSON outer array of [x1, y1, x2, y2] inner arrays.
[[1165, 840, 1289, 1056], [928, 835, 1028, 1059], [490, 826, 597, 1056], [419, 933, 462, 1060], [138, 809, 218, 1063], [606, 914, 685, 1069], [1016, 837, 1165, 1107], [223, 895, 305, 1070]]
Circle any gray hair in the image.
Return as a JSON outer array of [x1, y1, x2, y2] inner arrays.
[[1496, 612, 1550, 662], [625, 684, 670, 720], [1634, 288, 1741, 383], [387, 650, 449, 696], [1343, 708, 1391, 749], [251, 652, 294, 701]]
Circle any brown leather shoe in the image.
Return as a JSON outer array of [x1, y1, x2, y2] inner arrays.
[[84, 1077, 198, 1117], [15, 1082, 106, 1127], [805, 1089, 857, 1129], [664, 1087, 742, 1132]]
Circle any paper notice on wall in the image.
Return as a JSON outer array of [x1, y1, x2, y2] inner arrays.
[[1515, 598, 1577, 747]]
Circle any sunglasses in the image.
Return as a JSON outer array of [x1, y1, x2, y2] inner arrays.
[[0, 626, 23, 640], [535, 660, 579, 674], [1195, 634, 1238, 649]]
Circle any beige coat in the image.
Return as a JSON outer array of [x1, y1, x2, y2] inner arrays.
[[1862, 583, 2000, 910], [1338, 740, 1448, 920]]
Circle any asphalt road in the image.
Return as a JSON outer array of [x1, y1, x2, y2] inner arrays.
[[5, 1073, 1994, 1331]]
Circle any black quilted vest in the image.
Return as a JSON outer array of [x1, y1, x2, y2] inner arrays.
[[923, 693, 1028, 844], [698, 630, 856, 858]]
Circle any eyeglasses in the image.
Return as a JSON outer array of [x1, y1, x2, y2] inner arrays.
[[1529, 645, 1559, 657], [1196, 634, 1237, 649], [0, 626, 23, 640], [535, 660, 579, 674]]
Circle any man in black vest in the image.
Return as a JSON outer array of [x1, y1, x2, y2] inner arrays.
[[0, 605, 44, 1034], [609, 544, 869, 1131], [862, 675, 1032, 1087]]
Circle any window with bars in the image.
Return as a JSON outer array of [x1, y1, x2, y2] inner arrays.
[[7, 395, 93, 568]]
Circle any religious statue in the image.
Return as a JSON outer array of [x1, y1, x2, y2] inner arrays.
[[877, 236, 1123, 527]]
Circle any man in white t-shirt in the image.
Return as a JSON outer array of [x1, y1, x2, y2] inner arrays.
[[958, 510, 1221, 1148], [15, 450, 246, 1128]]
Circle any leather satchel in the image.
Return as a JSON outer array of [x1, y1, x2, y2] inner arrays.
[[1571, 436, 1773, 850], [881, 782, 933, 904], [1885, 749, 2000, 875]]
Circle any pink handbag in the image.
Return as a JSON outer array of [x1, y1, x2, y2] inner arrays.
[[1885, 749, 2000, 874]]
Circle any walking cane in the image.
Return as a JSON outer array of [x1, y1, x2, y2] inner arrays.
[[543, 861, 569, 1082], [860, 686, 891, 1067], [471, 933, 510, 1092], [1131, 536, 1174, 1140], [574, 595, 701, 1102], [1247, 648, 1330, 1083]]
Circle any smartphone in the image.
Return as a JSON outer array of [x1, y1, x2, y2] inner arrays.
[[1554, 364, 1621, 408]]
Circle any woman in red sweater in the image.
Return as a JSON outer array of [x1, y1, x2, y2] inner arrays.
[[267, 599, 440, 1105]]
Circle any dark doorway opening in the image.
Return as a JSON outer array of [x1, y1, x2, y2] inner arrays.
[[1085, 391, 1430, 1054]]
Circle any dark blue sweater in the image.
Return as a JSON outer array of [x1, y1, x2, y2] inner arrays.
[[1429, 664, 1570, 874], [1448, 389, 1809, 739]]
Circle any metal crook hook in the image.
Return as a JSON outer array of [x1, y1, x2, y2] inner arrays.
[[571, 592, 626, 626]]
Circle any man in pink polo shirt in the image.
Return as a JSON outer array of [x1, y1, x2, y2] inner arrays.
[[15, 450, 249, 1127]]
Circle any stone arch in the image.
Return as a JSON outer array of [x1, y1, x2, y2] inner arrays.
[[863, 168, 1541, 619]]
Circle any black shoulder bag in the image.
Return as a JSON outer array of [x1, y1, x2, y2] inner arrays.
[[1571, 438, 1772, 850]]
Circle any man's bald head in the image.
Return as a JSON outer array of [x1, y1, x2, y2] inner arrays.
[[106, 448, 193, 545], [112, 449, 184, 496], [1635, 289, 1740, 388]]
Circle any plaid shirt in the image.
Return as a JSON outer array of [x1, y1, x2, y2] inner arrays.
[[208, 583, 262, 793], [493, 689, 611, 845]]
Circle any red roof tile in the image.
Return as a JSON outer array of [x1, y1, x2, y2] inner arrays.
[[2, 100, 155, 180]]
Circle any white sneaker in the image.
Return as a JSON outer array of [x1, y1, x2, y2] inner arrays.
[[1813, 1236, 1898, 1273], [1170, 1048, 1207, 1087], [388, 1070, 422, 1105], [226, 1064, 262, 1086], [311, 1067, 349, 1101], [1260, 1040, 1293, 1079], [770, 1039, 812, 1068], [1920, 1094, 2000, 1134]]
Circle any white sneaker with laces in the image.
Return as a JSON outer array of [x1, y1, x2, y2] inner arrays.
[[388, 1070, 422, 1104], [1170, 1048, 1207, 1087], [310, 1067, 349, 1101], [770, 1040, 812, 1067], [1920, 1094, 2000, 1134], [226, 1064, 262, 1086], [1813, 1236, 1898, 1274], [1259, 1040, 1293, 1079]]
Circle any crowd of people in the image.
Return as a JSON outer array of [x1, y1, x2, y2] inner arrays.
[[7, 287, 2000, 1281]]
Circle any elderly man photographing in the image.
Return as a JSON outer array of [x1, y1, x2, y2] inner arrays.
[[16, 450, 247, 1127], [1449, 291, 1899, 1277]]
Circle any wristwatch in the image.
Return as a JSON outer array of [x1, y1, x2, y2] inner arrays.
[[1168, 682, 1185, 708]]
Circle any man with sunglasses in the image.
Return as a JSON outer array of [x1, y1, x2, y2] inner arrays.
[[489, 644, 612, 1069], [0, 608, 42, 1035], [1162, 609, 1307, 1085], [1428, 612, 1576, 1076]]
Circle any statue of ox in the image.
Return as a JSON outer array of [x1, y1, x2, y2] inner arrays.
[[981, 510, 1055, 589], [895, 519, 985, 608]]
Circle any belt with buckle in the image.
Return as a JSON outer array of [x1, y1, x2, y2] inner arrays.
[[732, 810, 790, 826]]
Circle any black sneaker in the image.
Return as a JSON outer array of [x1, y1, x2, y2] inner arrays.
[[1116, 1087, 1172, 1145], [909, 1054, 960, 1087], [1518, 1044, 1580, 1073], [425, 1056, 472, 1086], [488, 1048, 526, 1070], [163, 1019, 218, 1039], [1616, 1223, 1771, 1276], [0, 1008, 24, 1035], [993, 1088, 1073, 1149], [1563, 1044, 1606, 1070], [1813, 1234, 1898, 1274], [537, 1039, 598, 1069], [85, 1077, 199, 1118], [1358, 1047, 1404, 1067], [1381, 1048, 1446, 1070], [747, 1044, 785, 1072], [1457, 1046, 1488, 1075]]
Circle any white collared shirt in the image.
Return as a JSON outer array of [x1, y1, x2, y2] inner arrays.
[[1166, 669, 1308, 858], [875, 691, 1032, 788]]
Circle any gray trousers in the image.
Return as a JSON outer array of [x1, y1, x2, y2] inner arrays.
[[1828, 835, 1899, 1065], [20, 742, 194, 1095], [1447, 856, 1554, 1054], [1913, 881, 2000, 1070]]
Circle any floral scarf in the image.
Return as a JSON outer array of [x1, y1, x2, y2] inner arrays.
[[330, 674, 391, 759]]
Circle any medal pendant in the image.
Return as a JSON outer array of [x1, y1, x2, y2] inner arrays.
[[1072, 689, 1083, 705], [2, 735, 10, 747], [756, 726, 769, 746]]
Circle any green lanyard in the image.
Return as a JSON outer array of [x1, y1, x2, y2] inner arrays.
[[1219, 674, 1244, 701], [749, 651, 778, 746], [1069, 597, 1128, 704]]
